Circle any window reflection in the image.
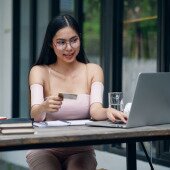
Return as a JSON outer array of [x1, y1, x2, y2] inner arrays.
[[83, 0, 101, 64], [123, 0, 157, 104], [122, 0, 158, 159], [60, 0, 74, 15], [19, 0, 31, 117]]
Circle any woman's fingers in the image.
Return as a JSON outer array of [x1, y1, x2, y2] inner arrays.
[[107, 113, 116, 122], [49, 99, 62, 106], [115, 111, 127, 123], [47, 103, 61, 112], [44, 95, 63, 112], [49, 95, 63, 101], [107, 108, 128, 123], [49, 103, 61, 109]]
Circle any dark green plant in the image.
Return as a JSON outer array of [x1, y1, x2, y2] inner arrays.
[[83, 0, 101, 55], [123, 0, 157, 59]]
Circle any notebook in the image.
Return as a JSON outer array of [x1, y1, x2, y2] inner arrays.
[[1, 128, 35, 135], [86, 72, 170, 128], [0, 118, 34, 135], [0, 118, 33, 128]]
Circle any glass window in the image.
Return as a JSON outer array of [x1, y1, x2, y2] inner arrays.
[[123, 0, 157, 104], [19, 0, 31, 117], [36, 0, 50, 58], [83, 0, 101, 64], [60, 0, 74, 15], [20, 0, 51, 117], [122, 0, 158, 159]]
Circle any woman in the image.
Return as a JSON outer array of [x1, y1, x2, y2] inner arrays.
[[26, 14, 127, 170]]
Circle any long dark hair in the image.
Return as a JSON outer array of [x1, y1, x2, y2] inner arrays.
[[35, 14, 89, 65]]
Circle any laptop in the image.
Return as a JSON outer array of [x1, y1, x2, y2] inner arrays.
[[86, 72, 170, 128]]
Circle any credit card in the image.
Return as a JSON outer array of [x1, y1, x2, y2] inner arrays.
[[58, 93, 77, 100]]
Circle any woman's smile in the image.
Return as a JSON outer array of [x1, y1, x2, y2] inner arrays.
[[63, 51, 75, 60]]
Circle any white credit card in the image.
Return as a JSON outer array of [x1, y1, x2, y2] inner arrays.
[[59, 93, 77, 100]]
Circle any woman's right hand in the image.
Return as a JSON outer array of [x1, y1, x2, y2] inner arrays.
[[42, 94, 63, 113]]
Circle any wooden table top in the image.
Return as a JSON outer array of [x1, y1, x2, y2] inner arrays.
[[1, 124, 170, 151]]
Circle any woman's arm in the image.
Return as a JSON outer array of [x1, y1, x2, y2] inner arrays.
[[90, 103, 127, 123], [88, 64, 127, 123], [29, 66, 62, 121]]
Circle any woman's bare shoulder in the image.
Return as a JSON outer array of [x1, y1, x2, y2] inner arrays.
[[29, 65, 48, 85], [30, 65, 44, 71], [86, 63, 104, 83], [30, 65, 49, 74], [86, 63, 103, 74], [86, 63, 103, 72]]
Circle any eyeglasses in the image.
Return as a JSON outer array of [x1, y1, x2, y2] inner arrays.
[[53, 36, 80, 50]]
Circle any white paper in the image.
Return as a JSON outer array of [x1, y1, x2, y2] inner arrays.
[[33, 122, 47, 127], [33, 119, 92, 127], [67, 119, 92, 126], [46, 120, 69, 126]]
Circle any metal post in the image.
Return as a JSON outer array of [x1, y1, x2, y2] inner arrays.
[[126, 142, 137, 170]]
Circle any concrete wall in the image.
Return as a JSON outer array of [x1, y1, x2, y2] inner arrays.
[[0, 0, 12, 118], [0, 0, 27, 167]]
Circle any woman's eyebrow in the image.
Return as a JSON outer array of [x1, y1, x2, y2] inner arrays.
[[56, 38, 65, 41], [56, 35, 78, 41]]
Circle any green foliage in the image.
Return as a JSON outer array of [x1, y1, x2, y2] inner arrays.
[[83, 0, 158, 59], [123, 0, 157, 59], [83, 0, 100, 55]]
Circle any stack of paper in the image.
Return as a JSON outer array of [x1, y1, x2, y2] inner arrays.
[[33, 119, 92, 127]]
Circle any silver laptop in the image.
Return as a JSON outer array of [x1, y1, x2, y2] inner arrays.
[[86, 72, 170, 128]]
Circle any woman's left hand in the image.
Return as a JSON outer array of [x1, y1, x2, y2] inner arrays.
[[106, 108, 128, 123]]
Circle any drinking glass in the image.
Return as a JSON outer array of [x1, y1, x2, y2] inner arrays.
[[108, 92, 124, 111]]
